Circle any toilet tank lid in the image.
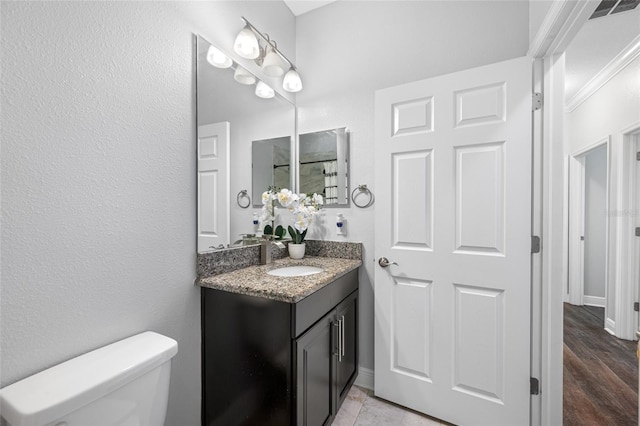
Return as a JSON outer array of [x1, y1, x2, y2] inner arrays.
[[0, 331, 178, 426]]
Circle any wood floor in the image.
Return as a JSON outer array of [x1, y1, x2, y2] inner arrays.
[[564, 303, 638, 426]]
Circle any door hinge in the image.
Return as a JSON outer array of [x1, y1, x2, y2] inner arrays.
[[636, 151, 640, 161], [531, 236, 541, 254], [532, 92, 543, 111], [634, 302, 639, 312], [530, 377, 540, 395], [636, 227, 640, 237]]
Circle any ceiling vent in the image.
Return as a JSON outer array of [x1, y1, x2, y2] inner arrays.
[[590, 0, 640, 19]]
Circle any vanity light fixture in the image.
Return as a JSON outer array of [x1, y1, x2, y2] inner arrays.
[[206, 45, 232, 69], [283, 67, 302, 93], [262, 45, 286, 77], [255, 81, 275, 99], [233, 16, 303, 93], [234, 66, 256, 85], [233, 23, 260, 59]]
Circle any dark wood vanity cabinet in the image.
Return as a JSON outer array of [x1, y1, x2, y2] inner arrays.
[[295, 291, 358, 425], [202, 269, 359, 426]]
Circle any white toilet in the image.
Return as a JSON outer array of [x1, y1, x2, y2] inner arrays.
[[0, 331, 178, 426]]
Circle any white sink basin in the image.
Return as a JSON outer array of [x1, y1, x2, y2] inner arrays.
[[267, 265, 324, 277]]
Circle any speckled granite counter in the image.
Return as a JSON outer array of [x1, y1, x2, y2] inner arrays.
[[197, 256, 361, 303], [197, 240, 362, 278]]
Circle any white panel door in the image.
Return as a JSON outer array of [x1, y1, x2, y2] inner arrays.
[[197, 122, 230, 253], [374, 57, 532, 426]]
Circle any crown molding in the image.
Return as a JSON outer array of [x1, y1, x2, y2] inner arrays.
[[565, 34, 640, 112]]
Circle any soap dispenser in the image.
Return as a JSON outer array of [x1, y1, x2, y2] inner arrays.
[[253, 213, 260, 233], [336, 213, 345, 236]]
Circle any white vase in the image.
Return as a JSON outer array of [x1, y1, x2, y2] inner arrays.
[[288, 242, 306, 259]]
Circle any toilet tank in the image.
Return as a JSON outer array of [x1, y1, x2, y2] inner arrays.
[[0, 331, 178, 426]]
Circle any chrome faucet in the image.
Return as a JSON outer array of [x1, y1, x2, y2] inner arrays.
[[261, 237, 285, 265]]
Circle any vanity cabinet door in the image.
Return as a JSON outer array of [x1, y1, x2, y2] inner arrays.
[[295, 312, 338, 426], [336, 291, 358, 408]]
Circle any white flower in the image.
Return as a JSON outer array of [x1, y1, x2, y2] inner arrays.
[[259, 188, 323, 242], [294, 212, 311, 232], [277, 188, 299, 208], [262, 191, 273, 205]]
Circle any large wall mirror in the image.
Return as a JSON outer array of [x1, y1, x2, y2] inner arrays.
[[299, 127, 349, 206], [196, 34, 295, 252]]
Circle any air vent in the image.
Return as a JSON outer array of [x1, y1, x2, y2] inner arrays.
[[590, 0, 640, 19]]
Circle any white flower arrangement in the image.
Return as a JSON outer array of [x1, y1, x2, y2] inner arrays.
[[261, 187, 323, 244]]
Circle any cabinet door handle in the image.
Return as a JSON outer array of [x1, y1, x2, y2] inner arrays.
[[341, 315, 345, 357], [338, 318, 343, 362], [332, 320, 341, 359]]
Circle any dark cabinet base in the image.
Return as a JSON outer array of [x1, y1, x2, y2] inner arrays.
[[201, 269, 358, 426]]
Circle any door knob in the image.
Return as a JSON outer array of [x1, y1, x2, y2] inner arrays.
[[378, 257, 398, 267]]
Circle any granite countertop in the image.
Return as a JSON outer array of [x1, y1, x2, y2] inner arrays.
[[197, 256, 362, 303]]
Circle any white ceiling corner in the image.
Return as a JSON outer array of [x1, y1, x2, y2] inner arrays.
[[564, 7, 640, 108], [283, 0, 337, 16]]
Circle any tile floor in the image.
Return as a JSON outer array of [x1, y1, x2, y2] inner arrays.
[[333, 386, 449, 426]]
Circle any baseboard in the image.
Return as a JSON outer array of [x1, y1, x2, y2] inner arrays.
[[605, 317, 616, 336], [583, 295, 605, 308], [354, 366, 374, 391]]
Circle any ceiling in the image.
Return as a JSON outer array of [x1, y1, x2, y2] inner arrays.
[[564, 6, 640, 104], [283, 0, 336, 16]]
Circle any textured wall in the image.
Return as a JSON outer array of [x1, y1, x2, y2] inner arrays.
[[0, 2, 294, 424], [295, 0, 530, 373]]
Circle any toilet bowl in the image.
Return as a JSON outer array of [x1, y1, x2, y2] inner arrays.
[[0, 331, 178, 426]]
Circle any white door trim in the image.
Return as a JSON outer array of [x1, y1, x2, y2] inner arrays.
[[530, 2, 599, 424], [536, 53, 568, 426], [530, 58, 544, 426], [614, 122, 640, 340], [528, 0, 598, 58]]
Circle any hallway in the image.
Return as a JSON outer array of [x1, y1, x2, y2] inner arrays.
[[564, 303, 638, 425]]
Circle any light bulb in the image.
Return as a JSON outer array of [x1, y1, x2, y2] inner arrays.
[[255, 81, 274, 99], [262, 47, 285, 77], [234, 25, 259, 59], [283, 67, 302, 92], [206, 45, 232, 69], [234, 66, 256, 85]]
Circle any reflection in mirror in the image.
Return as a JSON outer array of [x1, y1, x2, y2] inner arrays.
[[196, 35, 295, 252], [299, 127, 349, 206], [252, 136, 291, 207]]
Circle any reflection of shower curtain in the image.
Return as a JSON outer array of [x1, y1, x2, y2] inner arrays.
[[323, 161, 338, 203]]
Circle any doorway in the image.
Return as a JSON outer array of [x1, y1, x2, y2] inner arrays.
[[560, 3, 640, 421], [567, 142, 610, 327]]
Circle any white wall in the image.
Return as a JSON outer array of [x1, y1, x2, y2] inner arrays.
[[0, 2, 294, 424], [566, 54, 640, 331], [295, 0, 530, 372], [583, 146, 607, 301], [566, 55, 640, 152]]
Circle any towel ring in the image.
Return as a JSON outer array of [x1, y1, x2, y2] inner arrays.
[[237, 190, 251, 209], [351, 184, 374, 208]]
